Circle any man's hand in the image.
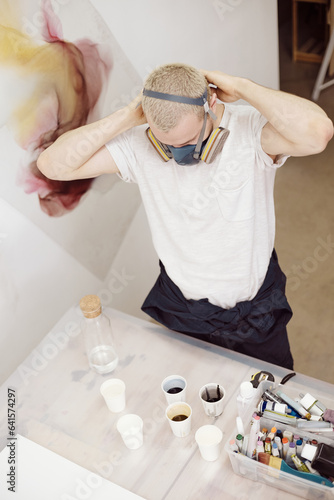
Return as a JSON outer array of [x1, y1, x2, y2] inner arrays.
[[126, 92, 147, 127], [200, 70, 242, 103]]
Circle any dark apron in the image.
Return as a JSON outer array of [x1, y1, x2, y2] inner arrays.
[[142, 250, 294, 369]]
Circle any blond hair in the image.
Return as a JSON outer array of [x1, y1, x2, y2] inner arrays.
[[142, 63, 210, 132]]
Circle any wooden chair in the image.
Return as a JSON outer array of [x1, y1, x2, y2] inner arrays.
[[292, 0, 328, 63], [312, 1, 334, 99]]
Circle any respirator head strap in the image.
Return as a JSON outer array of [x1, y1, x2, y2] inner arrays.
[[142, 88, 216, 121], [143, 88, 208, 106]]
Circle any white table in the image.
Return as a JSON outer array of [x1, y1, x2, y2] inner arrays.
[[1, 306, 334, 499]]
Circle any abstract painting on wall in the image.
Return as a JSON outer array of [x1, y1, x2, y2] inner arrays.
[[0, 0, 142, 278]]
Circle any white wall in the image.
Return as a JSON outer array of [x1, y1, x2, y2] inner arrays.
[[91, 0, 280, 89], [0, 198, 103, 382], [0, 0, 280, 383], [99, 205, 160, 319]]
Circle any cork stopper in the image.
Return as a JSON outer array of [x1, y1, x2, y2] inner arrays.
[[79, 295, 102, 318]]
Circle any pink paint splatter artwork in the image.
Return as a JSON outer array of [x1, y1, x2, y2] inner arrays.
[[0, 0, 113, 216]]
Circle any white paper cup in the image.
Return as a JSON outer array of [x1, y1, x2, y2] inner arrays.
[[116, 414, 143, 450], [195, 425, 223, 461], [199, 383, 225, 417], [100, 378, 126, 413], [161, 375, 187, 404], [166, 402, 192, 437]]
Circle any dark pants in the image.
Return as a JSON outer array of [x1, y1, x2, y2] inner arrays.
[[142, 250, 294, 369]]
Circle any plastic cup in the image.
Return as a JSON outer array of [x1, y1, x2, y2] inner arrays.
[[161, 375, 187, 404], [199, 383, 226, 417], [100, 378, 126, 413], [166, 402, 192, 437], [116, 414, 143, 450], [195, 425, 223, 461]]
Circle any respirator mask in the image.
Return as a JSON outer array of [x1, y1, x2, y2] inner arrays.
[[143, 87, 229, 165]]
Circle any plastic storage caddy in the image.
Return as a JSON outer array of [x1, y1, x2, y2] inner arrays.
[[225, 381, 334, 500]]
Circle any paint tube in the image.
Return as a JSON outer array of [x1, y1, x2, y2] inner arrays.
[[282, 437, 289, 459], [258, 400, 289, 414], [263, 409, 297, 425], [296, 439, 304, 455], [297, 420, 333, 429], [229, 439, 239, 453], [274, 436, 282, 457], [276, 391, 311, 419], [283, 430, 293, 442], [256, 438, 264, 460], [291, 454, 310, 473], [272, 442, 280, 457], [246, 415, 261, 459], [236, 434, 243, 452]]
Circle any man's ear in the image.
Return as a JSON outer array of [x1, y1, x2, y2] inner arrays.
[[209, 91, 218, 113]]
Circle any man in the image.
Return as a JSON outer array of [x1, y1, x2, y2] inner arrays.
[[37, 63, 333, 369]]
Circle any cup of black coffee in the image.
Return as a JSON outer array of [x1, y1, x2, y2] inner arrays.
[[161, 375, 187, 404]]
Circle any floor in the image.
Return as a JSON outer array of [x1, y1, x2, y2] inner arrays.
[[275, 10, 334, 384]]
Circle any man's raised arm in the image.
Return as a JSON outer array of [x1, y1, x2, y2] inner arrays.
[[201, 70, 334, 159], [37, 95, 146, 181]]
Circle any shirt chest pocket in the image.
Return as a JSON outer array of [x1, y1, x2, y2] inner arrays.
[[215, 177, 255, 222]]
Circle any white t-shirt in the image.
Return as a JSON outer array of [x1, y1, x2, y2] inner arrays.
[[105, 104, 289, 309]]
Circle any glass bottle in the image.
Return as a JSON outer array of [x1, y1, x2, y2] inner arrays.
[[79, 295, 118, 374]]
